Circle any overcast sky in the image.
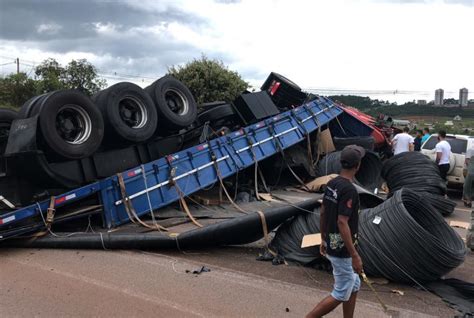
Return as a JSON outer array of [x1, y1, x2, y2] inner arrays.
[[0, 0, 473, 103]]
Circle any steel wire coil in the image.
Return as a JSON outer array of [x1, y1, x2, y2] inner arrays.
[[381, 151, 454, 215], [358, 189, 466, 282], [315, 151, 382, 192]]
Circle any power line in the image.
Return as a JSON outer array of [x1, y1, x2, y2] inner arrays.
[[0, 55, 160, 81], [305, 88, 458, 95]]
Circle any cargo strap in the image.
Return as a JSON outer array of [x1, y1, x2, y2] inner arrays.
[[117, 173, 168, 231], [243, 130, 271, 199], [45, 196, 56, 230], [29, 197, 57, 238], [304, 104, 322, 167], [207, 140, 248, 214], [361, 272, 388, 313], [257, 210, 277, 257], [292, 109, 315, 169], [165, 165, 203, 228], [268, 123, 311, 192], [177, 192, 203, 228]]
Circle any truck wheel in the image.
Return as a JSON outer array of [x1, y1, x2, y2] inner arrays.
[[145, 75, 197, 131], [93, 82, 157, 143], [37, 90, 104, 159], [0, 108, 19, 154], [19, 94, 47, 118], [197, 103, 237, 126]]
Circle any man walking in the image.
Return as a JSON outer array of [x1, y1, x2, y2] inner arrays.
[[306, 145, 364, 318], [391, 127, 414, 155], [435, 130, 451, 181]]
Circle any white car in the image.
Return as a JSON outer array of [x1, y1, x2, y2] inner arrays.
[[421, 134, 474, 187]]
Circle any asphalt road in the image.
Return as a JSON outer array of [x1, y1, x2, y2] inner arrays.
[[1, 247, 455, 318], [0, 193, 471, 317]]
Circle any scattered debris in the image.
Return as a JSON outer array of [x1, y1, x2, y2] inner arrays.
[[391, 290, 405, 296], [186, 266, 211, 275], [449, 220, 470, 230]]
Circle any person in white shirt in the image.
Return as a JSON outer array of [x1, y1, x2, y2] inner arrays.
[[391, 127, 414, 156], [435, 130, 451, 181]]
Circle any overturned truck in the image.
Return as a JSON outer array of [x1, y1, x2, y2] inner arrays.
[[0, 72, 466, 288]]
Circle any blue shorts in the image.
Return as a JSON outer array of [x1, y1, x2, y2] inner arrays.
[[326, 255, 361, 302]]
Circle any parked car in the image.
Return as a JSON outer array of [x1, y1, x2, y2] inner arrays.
[[421, 134, 474, 187]]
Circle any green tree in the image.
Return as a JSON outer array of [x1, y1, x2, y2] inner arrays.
[[35, 58, 106, 96], [35, 58, 65, 93], [168, 55, 248, 105], [62, 59, 106, 96], [0, 73, 37, 108]]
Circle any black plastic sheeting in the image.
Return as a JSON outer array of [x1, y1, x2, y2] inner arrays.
[[381, 151, 455, 216], [426, 278, 474, 317], [315, 151, 382, 192], [1, 198, 321, 250], [270, 189, 466, 283]]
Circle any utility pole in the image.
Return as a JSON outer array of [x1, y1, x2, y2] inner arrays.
[[16, 57, 19, 74]]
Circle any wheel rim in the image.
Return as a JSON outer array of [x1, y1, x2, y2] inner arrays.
[[165, 89, 189, 116], [118, 96, 148, 129], [55, 104, 92, 145]]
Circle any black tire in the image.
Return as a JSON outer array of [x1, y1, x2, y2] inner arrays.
[[19, 94, 47, 118], [0, 108, 19, 154], [92, 82, 158, 143], [197, 103, 236, 125], [145, 75, 197, 131], [333, 136, 375, 151], [198, 101, 227, 112], [37, 90, 104, 159]]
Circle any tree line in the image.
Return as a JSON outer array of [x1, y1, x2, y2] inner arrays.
[[0, 56, 249, 110], [0, 58, 106, 109]]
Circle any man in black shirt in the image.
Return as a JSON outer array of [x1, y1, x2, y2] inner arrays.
[[306, 145, 364, 318]]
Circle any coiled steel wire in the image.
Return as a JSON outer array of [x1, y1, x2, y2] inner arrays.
[[358, 189, 466, 282], [315, 151, 382, 192], [270, 188, 465, 282], [381, 151, 455, 215]]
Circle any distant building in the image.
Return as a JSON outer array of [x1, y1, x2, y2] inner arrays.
[[435, 89, 444, 106], [460, 88, 468, 107], [417, 100, 427, 105], [453, 115, 462, 121], [445, 120, 454, 126]]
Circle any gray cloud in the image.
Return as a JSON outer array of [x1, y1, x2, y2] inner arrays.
[[0, 0, 205, 41], [0, 0, 238, 80]]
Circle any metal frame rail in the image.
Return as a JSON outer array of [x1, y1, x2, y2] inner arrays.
[[0, 97, 342, 240]]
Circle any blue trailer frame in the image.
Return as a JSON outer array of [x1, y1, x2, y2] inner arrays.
[[0, 97, 342, 240]]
